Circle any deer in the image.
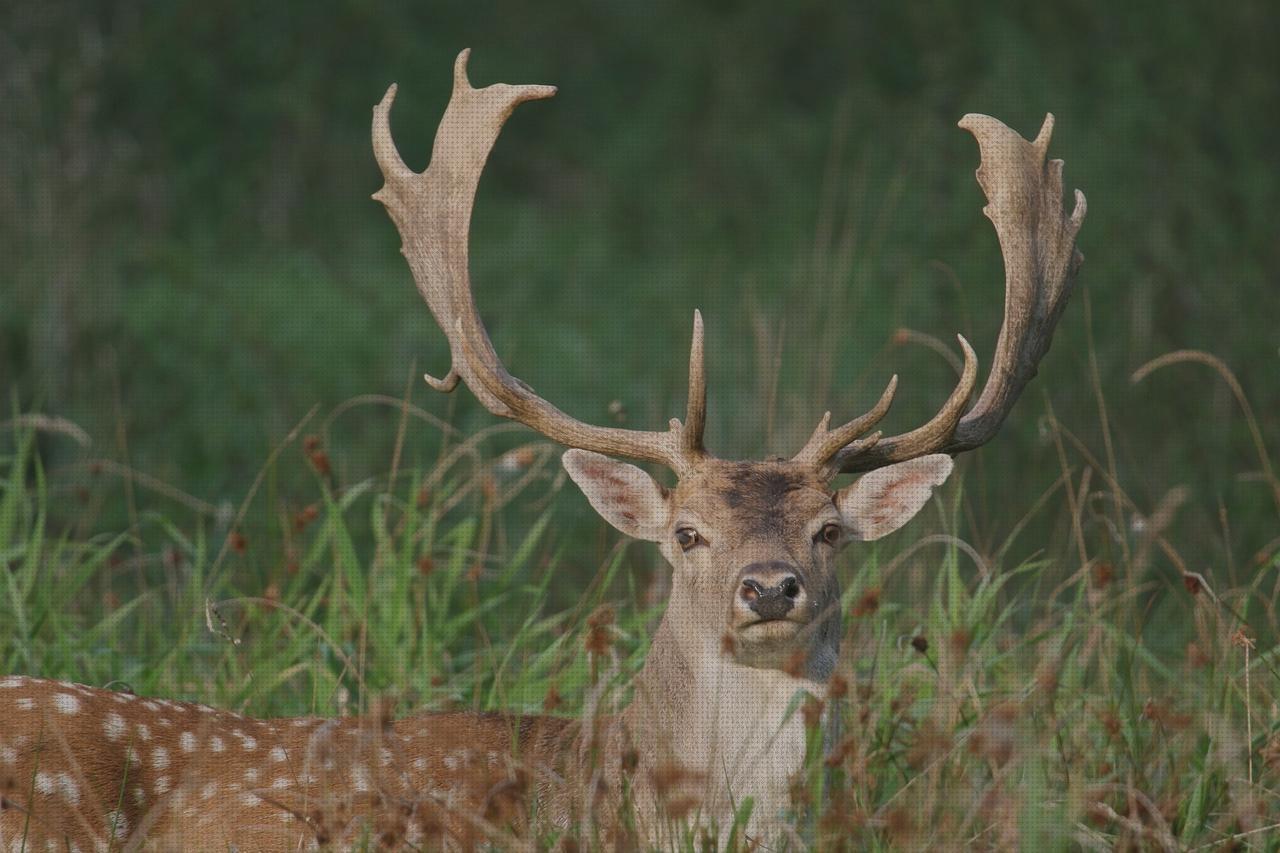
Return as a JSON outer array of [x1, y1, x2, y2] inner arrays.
[[0, 50, 1084, 851]]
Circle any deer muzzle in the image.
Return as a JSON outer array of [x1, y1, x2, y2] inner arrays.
[[737, 562, 806, 625]]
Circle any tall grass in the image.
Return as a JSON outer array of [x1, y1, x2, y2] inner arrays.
[[3, 330, 1279, 848]]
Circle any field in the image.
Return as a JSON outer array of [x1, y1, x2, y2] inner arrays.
[[3, 1, 1280, 848]]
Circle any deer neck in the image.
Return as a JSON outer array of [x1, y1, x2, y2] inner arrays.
[[618, 588, 831, 833]]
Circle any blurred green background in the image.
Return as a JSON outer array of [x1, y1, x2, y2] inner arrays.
[[3, 0, 1278, 580]]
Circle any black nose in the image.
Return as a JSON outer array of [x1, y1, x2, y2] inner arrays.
[[739, 562, 803, 621]]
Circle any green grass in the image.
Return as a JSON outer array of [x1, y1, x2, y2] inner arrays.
[[4, 347, 1280, 848]]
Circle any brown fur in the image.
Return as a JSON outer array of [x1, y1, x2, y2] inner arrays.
[[0, 676, 578, 851]]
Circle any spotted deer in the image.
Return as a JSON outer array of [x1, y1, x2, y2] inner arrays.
[[0, 50, 1085, 851]]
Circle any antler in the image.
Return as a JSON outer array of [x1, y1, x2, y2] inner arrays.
[[822, 113, 1086, 475], [373, 50, 708, 474]]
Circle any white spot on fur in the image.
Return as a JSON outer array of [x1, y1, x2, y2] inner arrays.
[[142, 701, 161, 712], [0, 677, 25, 688], [35, 771, 55, 795], [136, 722, 152, 741], [239, 792, 261, 807], [16, 697, 35, 711], [269, 745, 287, 763], [444, 754, 459, 770], [271, 776, 292, 789], [104, 712, 126, 741], [56, 772, 80, 804], [200, 781, 219, 800], [351, 764, 371, 792], [379, 747, 392, 767], [412, 757, 426, 771], [105, 809, 129, 839], [244, 767, 259, 783], [1, 746, 16, 765], [152, 747, 170, 770], [154, 776, 170, 795], [133, 786, 146, 804], [209, 736, 225, 752], [53, 693, 81, 715], [180, 731, 196, 752]]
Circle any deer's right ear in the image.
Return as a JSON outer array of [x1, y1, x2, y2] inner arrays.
[[562, 449, 671, 542]]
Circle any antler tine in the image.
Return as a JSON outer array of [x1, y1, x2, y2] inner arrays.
[[834, 335, 978, 472], [374, 50, 701, 474], [792, 374, 897, 470], [836, 113, 1086, 474], [681, 309, 707, 459]]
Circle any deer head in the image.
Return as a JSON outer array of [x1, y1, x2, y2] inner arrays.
[[372, 50, 1085, 690]]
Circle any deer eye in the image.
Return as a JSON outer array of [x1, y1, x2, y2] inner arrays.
[[675, 527, 702, 551], [815, 523, 842, 546]]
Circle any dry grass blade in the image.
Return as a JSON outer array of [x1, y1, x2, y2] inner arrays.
[[1132, 349, 1280, 515], [0, 414, 92, 446]]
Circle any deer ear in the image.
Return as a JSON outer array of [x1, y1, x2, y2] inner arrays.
[[836, 454, 953, 541], [562, 449, 671, 542]]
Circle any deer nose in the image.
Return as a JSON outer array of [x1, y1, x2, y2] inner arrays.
[[738, 562, 803, 621]]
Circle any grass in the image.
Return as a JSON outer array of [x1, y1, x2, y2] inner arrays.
[[3, 331, 1280, 849]]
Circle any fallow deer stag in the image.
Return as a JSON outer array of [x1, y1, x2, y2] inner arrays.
[[0, 50, 1084, 851]]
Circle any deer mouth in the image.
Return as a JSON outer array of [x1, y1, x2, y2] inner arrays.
[[736, 615, 807, 638]]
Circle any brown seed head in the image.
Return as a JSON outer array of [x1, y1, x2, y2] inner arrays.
[[801, 696, 825, 729], [851, 588, 880, 617]]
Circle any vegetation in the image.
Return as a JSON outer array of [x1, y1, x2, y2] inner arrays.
[[3, 0, 1279, 847]]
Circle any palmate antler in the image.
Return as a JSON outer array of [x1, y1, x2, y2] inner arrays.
[[372, 50, 709, 475], [374, 51, 1085, 480], [827, 114, 1087, 474]]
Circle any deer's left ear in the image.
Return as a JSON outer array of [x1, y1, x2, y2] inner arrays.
[[562, 449, 671, 542], [836, 454, 953, 541]]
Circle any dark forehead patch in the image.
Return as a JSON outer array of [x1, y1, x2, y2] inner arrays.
[[714, 463, 823, 535], [722, 465, 801, 509]]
